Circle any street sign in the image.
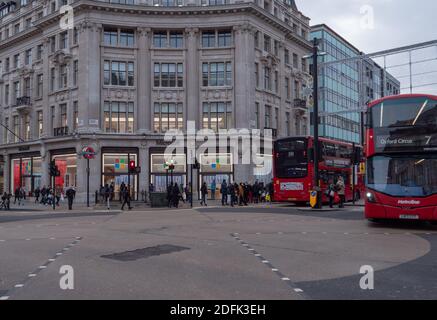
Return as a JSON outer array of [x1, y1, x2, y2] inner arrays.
[[82, 146, 96, 159]]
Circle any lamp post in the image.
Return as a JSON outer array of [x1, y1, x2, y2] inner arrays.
[[304, 38, 327, 209]]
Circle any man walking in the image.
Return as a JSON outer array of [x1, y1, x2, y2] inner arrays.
[[121, 184, 133, 210], [221, 180, 228, 206], [66, 187, 76, 210], [200, 182, 208, 206]]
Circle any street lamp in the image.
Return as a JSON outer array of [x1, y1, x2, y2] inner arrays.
[[304, 38, 327, 209]]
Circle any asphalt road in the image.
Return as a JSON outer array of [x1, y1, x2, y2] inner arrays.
[[0, 203, 436, 300]]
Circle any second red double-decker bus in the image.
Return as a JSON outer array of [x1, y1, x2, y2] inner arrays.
[[273, 136, 364, 205], [365, 94, 437, 222]]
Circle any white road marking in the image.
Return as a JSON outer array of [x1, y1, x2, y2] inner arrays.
[[28, 274, 36, 277], [272, 269, 279, 272], [262, 260, 269, 264], [254, 254, 261, 257], [0, 296, 9, 300], [39, 266, 47, 269], [56, 253, 63, 256], [48, 259, 56, 262], [14, 284, 24, 288], [294, 288, 304, 293]]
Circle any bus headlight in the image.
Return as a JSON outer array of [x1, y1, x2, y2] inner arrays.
[[366, 192, 376, 203]]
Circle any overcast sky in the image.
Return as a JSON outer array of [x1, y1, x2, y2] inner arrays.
[[295, 0, 437, 94]]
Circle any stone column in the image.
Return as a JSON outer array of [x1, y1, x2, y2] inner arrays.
[[185, 28, 200, 128], [233, 23, 256, 129], [3, 151, 10, 193], [77, 21, 102, 134], [137, 27, 152, 133], [41, 37, 51, 138], [40, 142, 50, 188]]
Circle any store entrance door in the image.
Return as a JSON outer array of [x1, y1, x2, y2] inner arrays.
[[200, 174, 232, 200], [103, 174, 137, 201], [152, 174, 186, 192]]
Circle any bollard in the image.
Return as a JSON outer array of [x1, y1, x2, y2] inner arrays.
[[95, 190, 98, 204]]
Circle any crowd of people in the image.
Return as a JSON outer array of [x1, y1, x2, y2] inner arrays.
[[200, 179, 274, 207], [0, 185, 77, 211]]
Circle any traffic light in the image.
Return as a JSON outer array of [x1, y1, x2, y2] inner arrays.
[[49, 161, 61, 177], [352, 146, 362, 165], [129, 160, 136, 173]]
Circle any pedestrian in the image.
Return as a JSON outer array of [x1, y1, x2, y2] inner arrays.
[[119, 182, 126, 203], [221, 180, 228, 206], [104, 183, 111, 210], [211, 179, 216, 200], [99, 185, 105, 203], [336, 176, 346, 208], [18, 187, 25, 206], [55, 186, 62, 206], [326, 179, 336, 208], [121, 184, 133, 210], [200, 182, 208, 206], [172, 183, 181, 208], [185, 183, 192, 204], [267, 180, 274, 203], [66, 187, 76, 210], [14, 187, 19, 204], [110, 182, 115, 201], [34, 187, 40, 203], [228, 183, 235, 207], [167, 183, 174, 208]]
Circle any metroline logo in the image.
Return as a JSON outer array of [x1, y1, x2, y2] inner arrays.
[[398, 200, 421, 205]]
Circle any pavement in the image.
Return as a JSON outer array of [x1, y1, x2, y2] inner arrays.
[[0, 199, 436, 300]]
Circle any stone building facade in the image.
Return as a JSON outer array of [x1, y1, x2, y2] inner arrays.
[[0, 0, 312, 200]]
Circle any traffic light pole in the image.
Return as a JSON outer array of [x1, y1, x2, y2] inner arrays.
[[352, 142, 356, 205], [52, 175, 55, 211], [312, 37, 322, 209], [87, 157, 90, 207]]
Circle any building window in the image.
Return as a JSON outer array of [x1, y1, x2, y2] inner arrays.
[[153, 31, 168, 48], [104, 60, 134, 86], [293, 53, 298, 68], [23, 77, 31, 96], [274, 71, 279, 93], [153, 31, 184, 48], [255, 62, 259, 87], [285, 112, 290, 136], [25, 49, 32, 65], [217, 30, 232, 47], [263, 35, 271, 52], [5, 58, 9, 72], [59, 31, 68, 49], [60, 104, 67, 127], [274, 108, 278, 129], [37, 44, 43, 60], [13, 54, 19, 69], [265, 105, 271, 128], [73, 101, 78, 130], [73, 27, 78, 45], [301, 57, 307, 72], [202, 102, 232, 131], [13, 81, 20, 99], [153, 63, 183, 87], [37, 111, 43, 138], [255, 102, 259, 129], [3, 117, 9, 143], [103, 101, 134, 133], [4, 84, 9, 105], [285, 77, 290, 100], [51, 106, 55, 129], [59, 64, 67, 88], [50, 68, 55, 91], [264, 66, 271, 91], [274, 40, 279, 56], [14, 23, 20, 34], [13, 115, 19, 142], [169, 31, 184, 48], [202, 62, 232, 87], [153, 0, 183, 6], [254, 31, 259, 48], [119, 29, 135, 46], [201, 30, 215, 48], [153, 102, 183, 133], [103, 28, 118, 46], [284, 49, 289, 64], [50, 36, 56, 53], [294, 80, 299, 98], [201, 29, 232, 48], [24, 114, 31, 140], [73, 60, 78, 86]]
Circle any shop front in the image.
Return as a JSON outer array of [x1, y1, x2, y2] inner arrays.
[[10, 153, 42, 195], [199, 153, 233, 199], [51, 149, 78, 191], [102, 148, 138, 200], [150, 149, 187, 192]]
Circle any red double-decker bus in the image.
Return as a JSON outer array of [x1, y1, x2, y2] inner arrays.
[[365, 94, 437, 222], [273, 136, 365, 205]]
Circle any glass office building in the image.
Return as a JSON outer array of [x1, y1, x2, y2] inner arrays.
[[310, 24, 400, 145]]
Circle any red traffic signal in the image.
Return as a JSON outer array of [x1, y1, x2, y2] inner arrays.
[[129, 160, 136, 170]]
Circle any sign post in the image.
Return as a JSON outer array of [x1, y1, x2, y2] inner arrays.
[[81, 146, 96, 207]]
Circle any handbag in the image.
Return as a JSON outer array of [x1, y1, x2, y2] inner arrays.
[[329, 190, 335, 197], [334, 193, 340, 203]]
